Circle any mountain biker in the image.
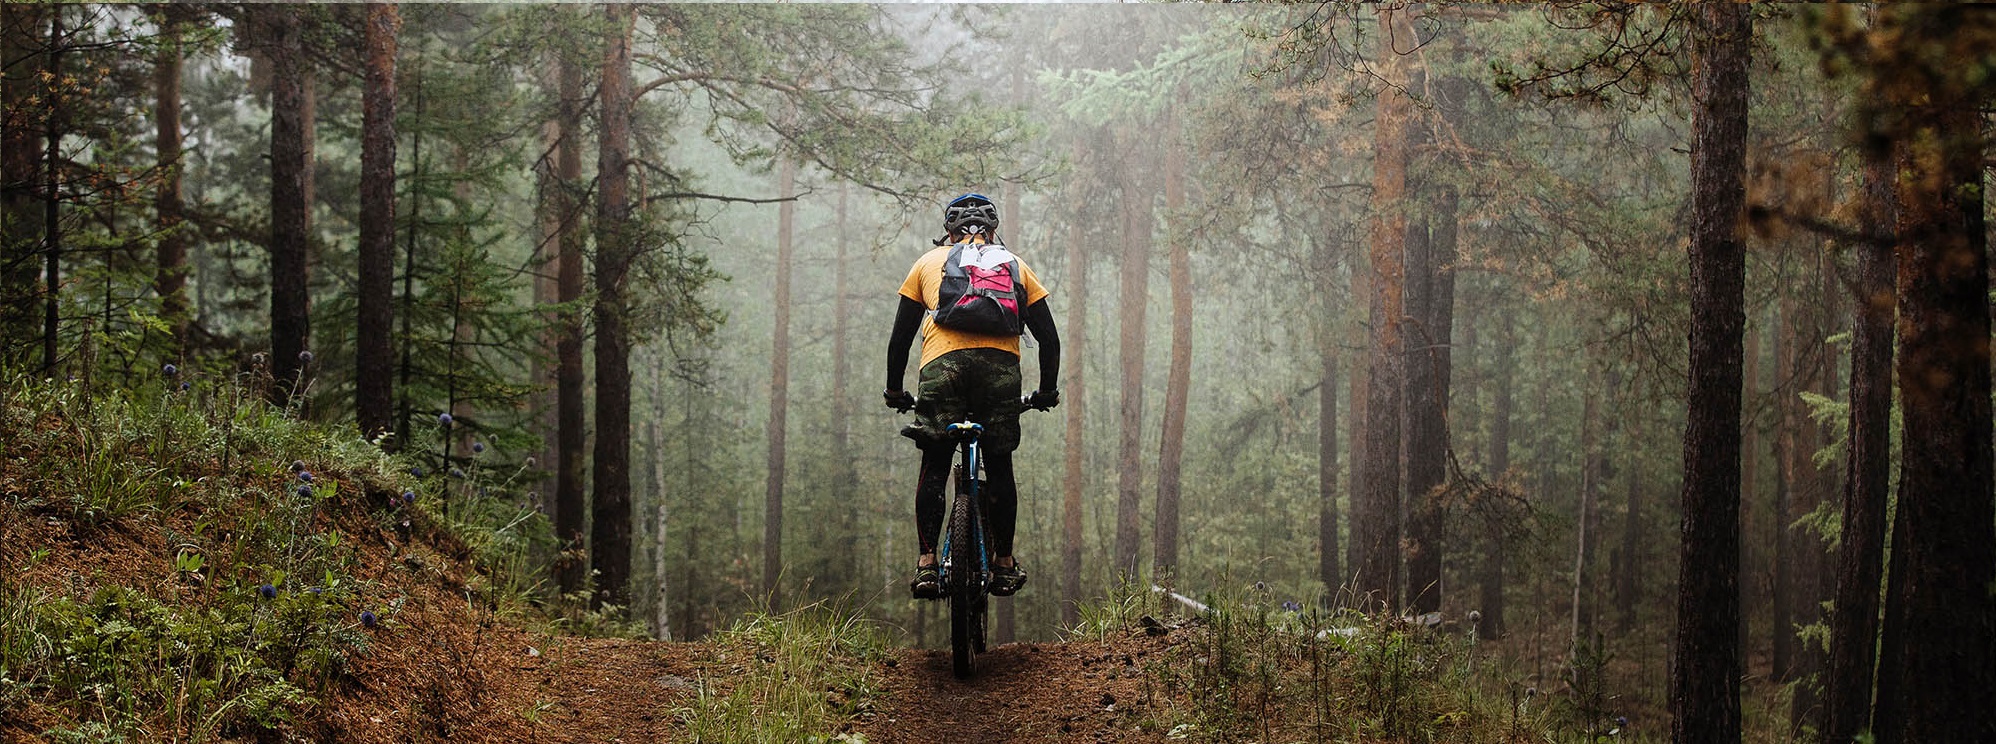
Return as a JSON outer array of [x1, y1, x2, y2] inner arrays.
[[885, 192, 1061, 600]]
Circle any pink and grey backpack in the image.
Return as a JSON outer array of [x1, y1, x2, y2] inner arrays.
[[932, 242, 1023, 336]]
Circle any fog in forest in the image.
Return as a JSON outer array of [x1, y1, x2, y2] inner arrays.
[[8, 4, 1996, 741]]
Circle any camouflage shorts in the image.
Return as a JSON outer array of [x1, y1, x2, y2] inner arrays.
[[909, 348, 1023, 453]]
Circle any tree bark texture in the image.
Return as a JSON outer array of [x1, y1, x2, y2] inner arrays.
[[267, 6, 314, 402], [552, 39, 588, 597], [1406, 185, 1455, 616], [589, 2, 636, 609], [356, 2, 400, 441], [1060, 136, 1090, 626], [1112, 128, 1150, 582], [1479, 308, 1513, 640], [1873, 10, 1996, 738], [1823, 135, 1895, 744], [152, 6, 190, 358], [1316, 222, 1342, 597], [996, 167, 1022, 645], [1357, 4, 1414, 611], [762, 153, 796, 606], [1, 3, 45, 367], [1670, 5, 1749, 742], [1153, 106, 1191, 578]]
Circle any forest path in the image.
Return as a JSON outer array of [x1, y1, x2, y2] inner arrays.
[[435, 632, 1178, 743], [850, 640, 1171, 743]]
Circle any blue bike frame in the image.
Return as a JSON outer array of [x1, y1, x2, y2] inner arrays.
[[938, 421, 989, 593]]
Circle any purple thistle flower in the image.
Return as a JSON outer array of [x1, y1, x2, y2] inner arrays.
[[402, 490, 416, 504], [410, 467, 425, 478], [307, 587, 322, 594], [291, 460, 306, 472], [449, 468, 465, 479], [471, 441, 485, 454], [298, 350, 314, 364], [1281, 600, 1302, 612], [258, 584, 276, 600], [438, 412, 453, 427], [298, 471, 313, 483], [297, 483, 314, 498], [1615, 716, 1628, 727], [360, 610, 378, 628], [162, 363, 179, 377]]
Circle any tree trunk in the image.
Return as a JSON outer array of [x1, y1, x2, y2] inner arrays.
[[1357, 4, 1414, 611], [1874, 10, 1996, 738], [1153, 105, 1190, 578], [1614, 416, 1642, 635], [1669, 5, 1750, 742], [832, 182, 860, 597], [1112, 128, 1150, 582], [1317, 228, 1341, 596], [761, 153, 796, 606], [1479, 308, 1513, 640], [38, 10, 61, 374], [1060, 136, 1090, 626], [152, 6, 190, 358], [589, 2, 636, 609], [356, 3, 399, 441], [1345, 238, 1370, 587], [1406, 185, 1455, 616], [1572, 365, 1602, 647], [1823, 129, 1895, 744], [267, 6, 314, 402], [1, 3, 44, 367], [995, 169, 1022, 644], [552, 35, 588, 598]]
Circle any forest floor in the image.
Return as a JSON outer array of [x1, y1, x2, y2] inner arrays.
[[0, 479, 1174, 744]]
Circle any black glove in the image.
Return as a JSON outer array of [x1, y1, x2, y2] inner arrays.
[[884, 389, 916, 413], [1023, 389, 1060, 411]]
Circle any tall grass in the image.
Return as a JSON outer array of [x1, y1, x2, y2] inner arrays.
[[1082, 582, 1638, 744], [675, 600, 888, 742], [0, 373, 551, 741]]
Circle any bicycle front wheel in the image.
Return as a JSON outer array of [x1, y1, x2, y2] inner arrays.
[[947, 485, 982, 679]]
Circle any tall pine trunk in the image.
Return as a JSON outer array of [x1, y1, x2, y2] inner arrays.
[[1669, 5, 1750, 741], [1823, 131, 1895, 744], [1060, 137, 1090, 625], [761, 153, 796, 606], [1357, 4, 1414, 610], [1479, 308, 1513, 640], [1873, 10, 1996, 738], [1153, 105, 1190, 578], [152, 6, 190, 358], [551, 37, 588, 597], [1, 3, 44, 366], [355, 3, 399, 441], [589, 2, 636, 609], [267, 6, 315, 402], [1111, 129, 1150, 582], [1316, 230, 1341, 597], [1406, 185, 1455, 615]]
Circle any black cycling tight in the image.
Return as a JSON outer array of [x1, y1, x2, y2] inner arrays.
[[914, 447, 1017, 559]]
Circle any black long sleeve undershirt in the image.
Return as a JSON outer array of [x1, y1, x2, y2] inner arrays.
[[884, 297, 1062, 393]]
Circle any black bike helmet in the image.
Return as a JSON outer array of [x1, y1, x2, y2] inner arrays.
[[942, 193, 999, 236]]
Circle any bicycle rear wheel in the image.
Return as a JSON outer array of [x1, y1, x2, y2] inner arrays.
[[947, 479, 983, 679]]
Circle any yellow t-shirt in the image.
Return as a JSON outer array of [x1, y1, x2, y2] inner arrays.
[[898, 241, 1049, 369]]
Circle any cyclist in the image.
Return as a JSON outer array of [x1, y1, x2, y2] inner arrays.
[[884, 193, 1060, 600]]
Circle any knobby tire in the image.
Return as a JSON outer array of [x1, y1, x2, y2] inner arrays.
[[948, 466, 982, 679]]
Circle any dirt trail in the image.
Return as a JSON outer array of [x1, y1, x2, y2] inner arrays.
[[853, 640, 1173, 743]]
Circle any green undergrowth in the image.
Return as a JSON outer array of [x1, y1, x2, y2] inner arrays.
[[675, 600, 888, 743], [1081, 583, 1640, 744], [0, 373, 553, 741]]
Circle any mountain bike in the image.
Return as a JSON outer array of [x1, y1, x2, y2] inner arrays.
[[895, 395, 1051, 678], [937, 419, 992, 679]]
